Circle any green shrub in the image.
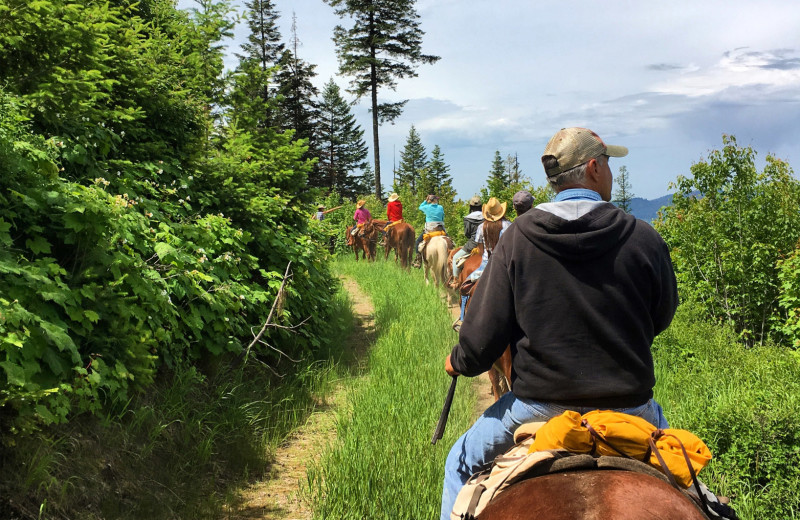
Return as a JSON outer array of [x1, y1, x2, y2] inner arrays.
[[654, 304, 800, 518]]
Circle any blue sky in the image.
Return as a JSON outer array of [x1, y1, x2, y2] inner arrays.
[[179, 0, 800, 200]]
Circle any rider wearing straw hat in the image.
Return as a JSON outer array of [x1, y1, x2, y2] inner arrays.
[[351, 199, 371, 235], [452, 197, 511, 331], [387, 193, 403, 223]]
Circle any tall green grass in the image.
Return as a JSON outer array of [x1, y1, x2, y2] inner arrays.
[[313, 259, 800, 520], [306, 258, 475, 519], [654, 304, 800, 519], [1, 287, 354, 519]]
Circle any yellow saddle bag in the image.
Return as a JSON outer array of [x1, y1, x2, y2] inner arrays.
[[530, 410, 712, 488]]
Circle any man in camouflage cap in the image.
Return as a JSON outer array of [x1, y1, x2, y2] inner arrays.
[[440, 127, 678, 519]]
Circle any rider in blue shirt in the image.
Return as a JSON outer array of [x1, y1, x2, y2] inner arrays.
[[413, 194, 446, 268]]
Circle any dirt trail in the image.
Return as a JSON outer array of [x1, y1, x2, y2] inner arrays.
[[223, 277, 375, 520], [224, 280, 491, 520]]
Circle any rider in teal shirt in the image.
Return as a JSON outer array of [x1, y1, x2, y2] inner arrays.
[[413, 195, 446, 267]]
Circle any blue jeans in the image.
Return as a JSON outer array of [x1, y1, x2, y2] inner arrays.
[[452, 248, 469, 277], [439, 392, 669, 520]]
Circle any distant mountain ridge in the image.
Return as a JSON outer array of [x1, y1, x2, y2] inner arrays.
[[621, 194, 674, 223]]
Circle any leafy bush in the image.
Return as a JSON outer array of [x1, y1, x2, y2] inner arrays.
[[656, 135, 800, 346], [776, 243, 800, 349], [654, 304, 800, 518]]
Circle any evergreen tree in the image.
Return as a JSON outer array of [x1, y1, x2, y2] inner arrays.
[[316, 79, 369, 198], [396, 125, 428, 194], [325, 0, 440, 200], [188, 0, 236, 114], [428, 145, 455, 201], [613, 165, 635, 213], [505, 153, 522, 184], [275, 13, 318, 137], [275, 14, 320, 177], [487, 150, 509, 197], [230, 0, 284, 133]]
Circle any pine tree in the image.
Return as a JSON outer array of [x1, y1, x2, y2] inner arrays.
[[487, 150, 509, 198], [275, 14, 320, 177], [396, 125, 428, 194], [613, 165, 635, 213], [275, 13, 319, 138], [325, 0, 440, 200], [505, 153, 522, 184], [230, 0, 284, 133], [316, 79, 369, 198], [428, 145, 455, 201]]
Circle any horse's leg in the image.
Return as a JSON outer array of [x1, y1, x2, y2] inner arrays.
[[499, 347, 512, 388], [488, 367, 504, 401]]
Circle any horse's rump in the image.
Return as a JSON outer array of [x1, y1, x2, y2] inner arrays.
[[385, 222, 415, 268], [477, 469, 709, 520], [422, 235, 451, 287]]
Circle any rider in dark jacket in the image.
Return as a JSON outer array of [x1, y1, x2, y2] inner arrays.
[[439, 127, 679, 520], [449, 196, 483, 287]]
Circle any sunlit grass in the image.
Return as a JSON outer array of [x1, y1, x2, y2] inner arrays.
[[305, 257, 474, 519]]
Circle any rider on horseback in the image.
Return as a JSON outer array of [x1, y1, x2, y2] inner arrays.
[[351, 199, 371, 236], [449, 196, 483, 289], [380, 193, 404, 245], [439, 127, 679, 520], [413, 194, 446, 268], [452, 197, 511, 332]]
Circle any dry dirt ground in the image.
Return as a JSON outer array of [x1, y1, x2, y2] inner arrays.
[[223, 278, 495, 519]]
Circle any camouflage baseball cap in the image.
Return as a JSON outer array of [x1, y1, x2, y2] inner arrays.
[[541, 127, 628, 178], [468, 195, 481, 206]]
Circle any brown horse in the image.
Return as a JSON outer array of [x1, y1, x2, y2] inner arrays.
[[345, 221, 377, 261], [384, 221, 415, 268], [345, 225, 365, 261], [452, 245, 513, 402], [477, 470, 709, 519]]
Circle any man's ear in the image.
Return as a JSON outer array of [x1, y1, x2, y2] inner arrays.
[[585, 158, 600, 182]]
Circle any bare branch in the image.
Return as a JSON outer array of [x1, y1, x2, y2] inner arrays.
[[244, 262, 293, 362]]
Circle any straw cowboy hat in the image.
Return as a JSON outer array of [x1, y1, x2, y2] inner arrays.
[[388, 193, 400, 202], [482, 197, 507, 222], [318, 204, 325, 210], [356, 199, 366, 209]]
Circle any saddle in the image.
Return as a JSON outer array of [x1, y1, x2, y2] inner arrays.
[[419, 227, 453, 261], [452, 413, 738, 520], [385, 219, 403, 232]]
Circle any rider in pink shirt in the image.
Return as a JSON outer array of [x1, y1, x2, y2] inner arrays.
[[351, 200, 372, 235]]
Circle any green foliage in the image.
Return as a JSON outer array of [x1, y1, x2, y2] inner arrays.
[[395, 124, 427, 194], [653, 304, 800, 518], [656, 135, 800, 346], [315, 79, 369, 198], [486, 150, 509, 197], [229, 0, 283, 134], [0, 0, 339, 438], [2, 284, 352, 518], [776, 244, 800, 348], [421, 144, 455, 202]]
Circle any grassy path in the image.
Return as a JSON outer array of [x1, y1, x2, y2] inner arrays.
[[224, 277, 376, 519], [226, 260, 490, 520]]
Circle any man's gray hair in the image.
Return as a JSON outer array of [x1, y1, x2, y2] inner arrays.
[[547, 161, 589, 189]]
